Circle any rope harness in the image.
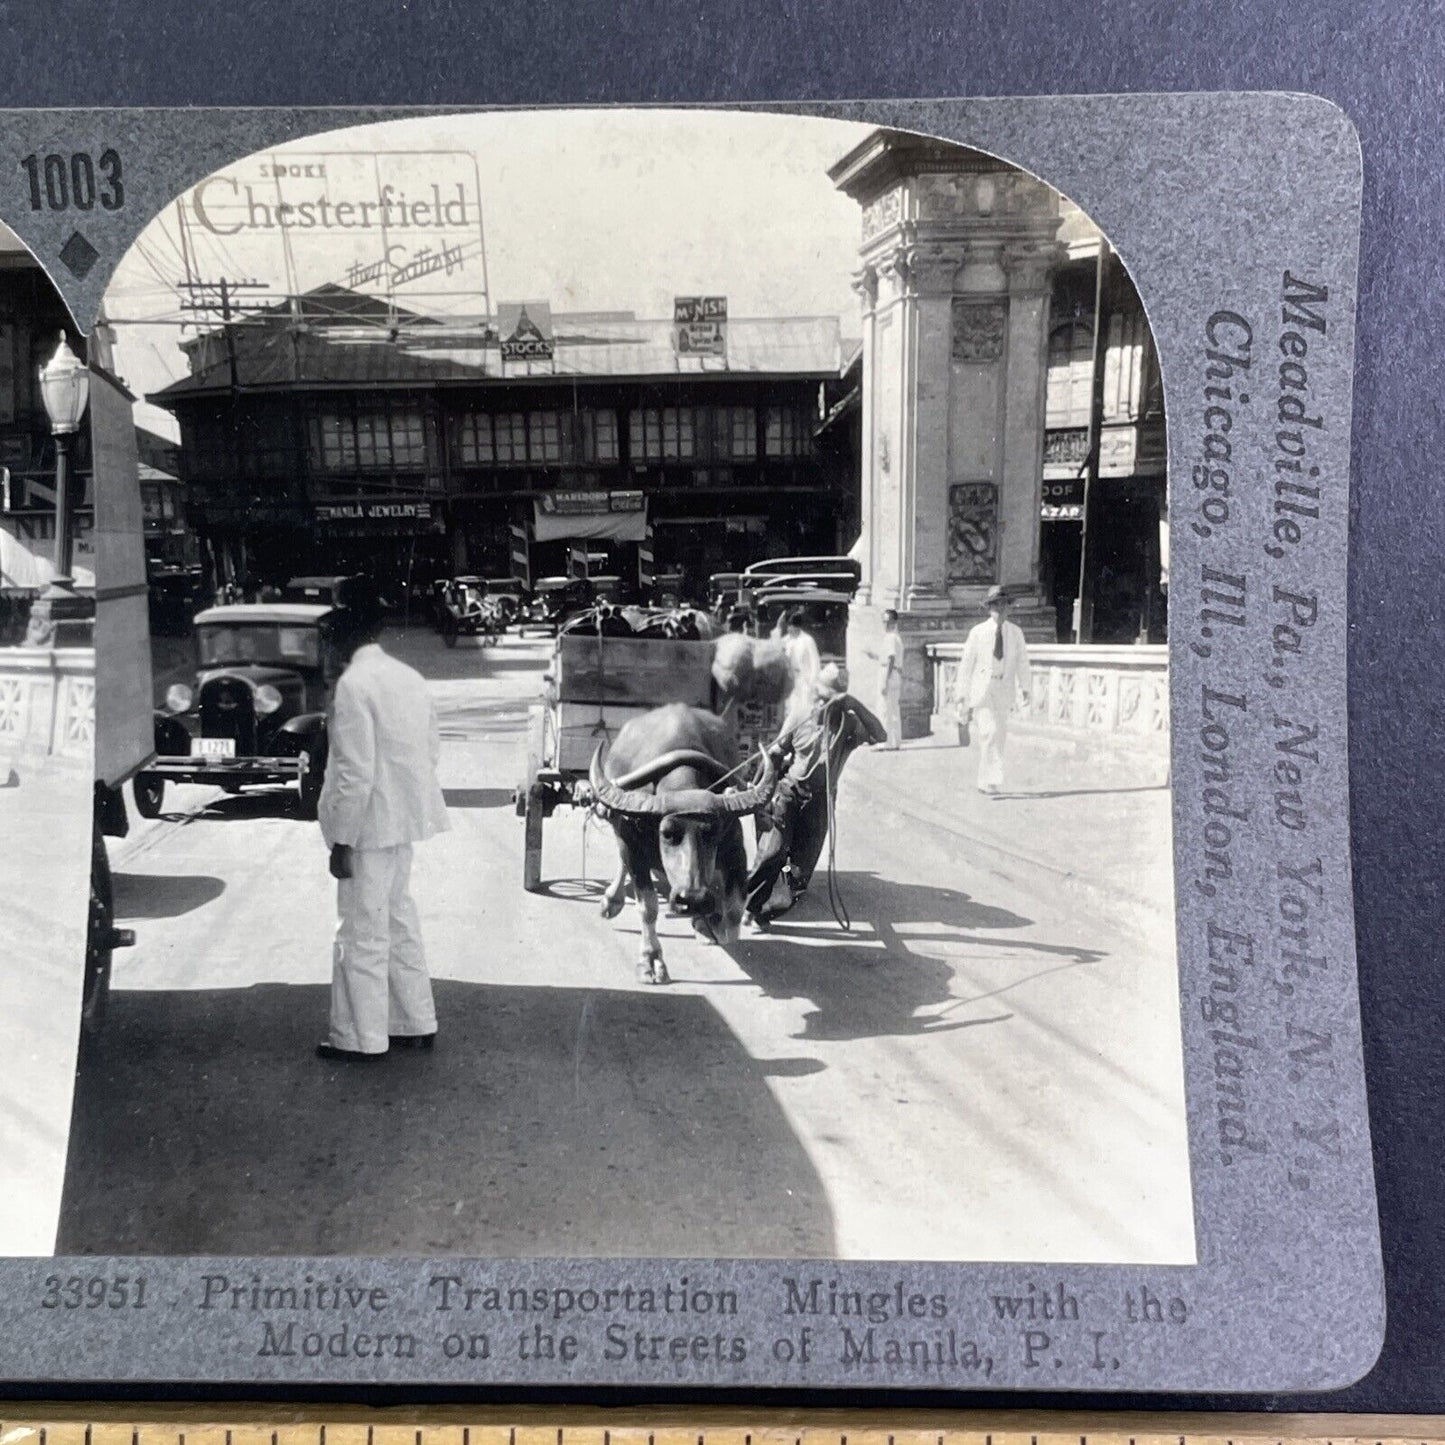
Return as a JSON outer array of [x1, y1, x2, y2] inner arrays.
[[766, 696, 855, 932]]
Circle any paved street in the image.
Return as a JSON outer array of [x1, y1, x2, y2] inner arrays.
[[0, 748, 90, 1256], [60, 626, 1193, 1264]]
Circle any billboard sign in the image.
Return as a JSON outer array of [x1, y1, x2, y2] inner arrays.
[[497, 301, 555, 362], [178, 149, 489, 312], [538, 489, 644, 517], [673, 295, 727, 356]]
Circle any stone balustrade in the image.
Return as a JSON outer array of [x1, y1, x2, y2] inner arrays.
[[0, 645, 95, 772], [925, 641, 1169, 762]]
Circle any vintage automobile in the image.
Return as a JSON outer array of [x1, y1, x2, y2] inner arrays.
[[282, 573, 360, 607], [707, 571, 743, 622], [521, 575, 597, 634], [437, 575, 502, 648], [739, 554, 862, 597], [131, 601, 334, 821], [749, 585, 853, 662], [482, 576, 529, 626]]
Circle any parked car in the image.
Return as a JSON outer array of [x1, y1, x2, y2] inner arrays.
[[749, 586, 853, 663], [521, 575, 597, 633], [282, 573, 360, 607], [740, 554, 861, 597], [132, 602, 335, 820], [437, 576, 502, 648], [147, 564, 205, 636], [484, 577, 529, 625]]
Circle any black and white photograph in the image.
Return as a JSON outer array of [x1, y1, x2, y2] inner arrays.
[[16, 108, 1189, 1266]]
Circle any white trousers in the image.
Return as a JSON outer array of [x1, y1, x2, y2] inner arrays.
[[973, 680, 1012, 791], [329, 843, 436, 1054], [882, 681, 902, 750]]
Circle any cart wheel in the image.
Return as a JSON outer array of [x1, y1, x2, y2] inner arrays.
[[443, 624, 458, 649], [132, 774, 165, 819], [82, 828, 114, 1038], [523, 783, 545, 892]]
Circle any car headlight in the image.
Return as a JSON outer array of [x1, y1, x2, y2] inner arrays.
[[164, 684, 193, 713], [254, 684, 283, 715]]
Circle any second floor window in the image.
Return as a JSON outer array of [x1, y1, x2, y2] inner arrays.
[[1046, 319, 1095, 430], [764, 405, 809, 457], [630, 406, 698, 462], [455, 408, 619, 466], [714, 405, 757, 459], [528, 412, 562, 463], [311, 404, 432, 472]]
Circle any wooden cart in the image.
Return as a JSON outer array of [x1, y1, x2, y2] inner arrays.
[[514, 631, 779, 891]]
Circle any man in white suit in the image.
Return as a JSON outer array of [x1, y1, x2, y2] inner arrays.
[[954, 584, 1032, 795], [316, 585, 450, 1061]]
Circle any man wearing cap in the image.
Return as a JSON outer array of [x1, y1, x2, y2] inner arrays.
[[315, 585, 450, 1061], [953, 585, 1032, 795]]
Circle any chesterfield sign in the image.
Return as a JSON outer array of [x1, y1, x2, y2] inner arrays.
[[181, 148, 488, 308]]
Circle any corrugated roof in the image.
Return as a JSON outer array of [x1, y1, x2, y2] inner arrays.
[[151, 316, 845, 403]]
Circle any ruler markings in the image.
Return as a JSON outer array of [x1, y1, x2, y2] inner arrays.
[[9, 1423, 1445, 1445]]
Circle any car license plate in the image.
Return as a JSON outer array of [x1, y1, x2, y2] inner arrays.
[[191, 737, 236, 759]]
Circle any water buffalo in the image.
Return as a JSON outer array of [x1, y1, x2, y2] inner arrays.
[[589, 703, 777, 984], [744, 692, 886, 927]]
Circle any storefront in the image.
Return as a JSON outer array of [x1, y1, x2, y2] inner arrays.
[[1039, 251, 1168, 643], [152, 294, 856, 608]]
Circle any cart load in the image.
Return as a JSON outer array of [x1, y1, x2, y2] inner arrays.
[[514, 626, 796, 891]]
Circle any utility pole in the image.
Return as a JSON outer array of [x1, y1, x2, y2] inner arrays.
[[1073, 241, 1114, 645], [177, 277, 270, 594]]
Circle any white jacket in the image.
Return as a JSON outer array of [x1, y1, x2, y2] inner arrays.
[[318, 644, 450, 849], [954, 617, 1032, 712]]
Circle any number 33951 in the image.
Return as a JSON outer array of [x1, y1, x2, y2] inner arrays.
[[40, 1275, 148, 1308]]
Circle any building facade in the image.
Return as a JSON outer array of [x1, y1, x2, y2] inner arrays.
[[152, 292, 857, 609], [830, 129, 1168, 736]]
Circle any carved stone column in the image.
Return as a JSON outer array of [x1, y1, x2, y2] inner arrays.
[[830, 132, 1065, 739]]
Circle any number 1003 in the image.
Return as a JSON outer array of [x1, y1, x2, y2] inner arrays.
[[21, 151, 123, 212]]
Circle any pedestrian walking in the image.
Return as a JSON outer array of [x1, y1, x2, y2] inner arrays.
[[315, 584, 450, 1062], [953, 585, 1032, 794], [877, 607, 903, 749], [780, 607, 822, 733]]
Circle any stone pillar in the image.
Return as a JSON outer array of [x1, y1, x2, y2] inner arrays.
[[830, 132, 1065, 739]]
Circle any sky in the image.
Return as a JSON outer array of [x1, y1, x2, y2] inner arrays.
[[103, 109, 881, 440]]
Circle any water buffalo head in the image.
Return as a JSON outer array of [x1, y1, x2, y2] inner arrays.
[[590, 745, 776, 944]]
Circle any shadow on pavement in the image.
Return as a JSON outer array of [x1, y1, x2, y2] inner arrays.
[[57, 979, 835, 1259], [989, 783, 1169, 800], [722, 870, 1104, 1043], [114, 872, 226, 919], [441, 787, 515, 810], [155, 789, 303, 825], [534, 877, 609, 904]]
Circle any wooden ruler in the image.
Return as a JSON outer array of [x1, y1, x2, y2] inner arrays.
[[2, 1412, 1445, 1445]]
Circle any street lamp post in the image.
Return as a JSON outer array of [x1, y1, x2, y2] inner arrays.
[[25, 333, 93, 648]]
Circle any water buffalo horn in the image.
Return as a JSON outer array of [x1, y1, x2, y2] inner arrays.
[[589, 745, 777, 818], [714, 746, 777, 816]]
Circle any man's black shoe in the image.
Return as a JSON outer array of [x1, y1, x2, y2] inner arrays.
[[316, 1041, 387, 1063], [389, 1033, 437, 1051]]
